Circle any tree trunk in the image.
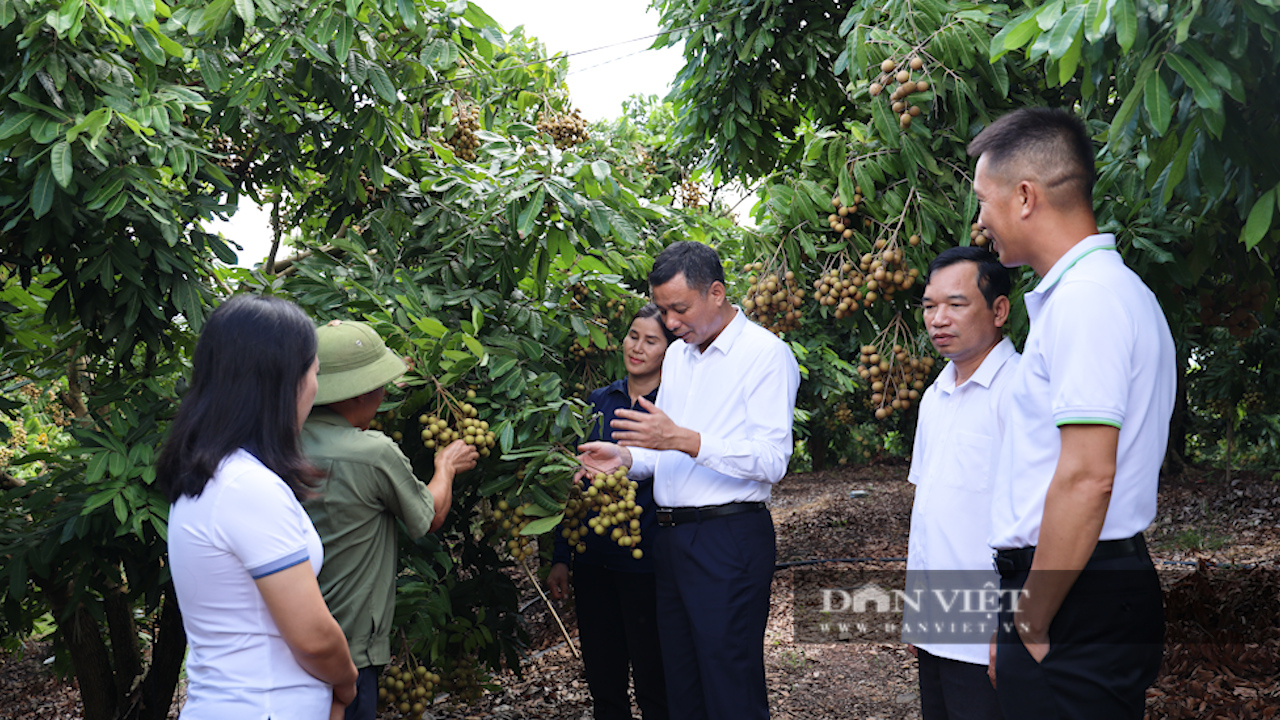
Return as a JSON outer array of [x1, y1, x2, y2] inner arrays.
[[810, 424, 827, 472], [47, 583, 119, 720], [104, 585, 142, 691], [121, 585, 186, 720]]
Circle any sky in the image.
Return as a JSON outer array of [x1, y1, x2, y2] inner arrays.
[[213, 0, 686, 268]]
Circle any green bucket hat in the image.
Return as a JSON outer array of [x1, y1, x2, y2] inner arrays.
[[313, 320, 407, 405]]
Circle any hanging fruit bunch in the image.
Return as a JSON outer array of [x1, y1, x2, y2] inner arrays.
[[867, 54, 932, 130], [826, 188, 868, 239], [741, 255, 806, 335], [967, 221, 990, 248], [561, 466, 646, 559], [445, 96, 481, 161], [403, 384, 498, 458], [536, 107, 590, 149], [378, 662, 441, 717], [813, 241, 920, 318], [856, 315, 935, 420], [488, 496, 542, 562], [678, 177, 704, 208]]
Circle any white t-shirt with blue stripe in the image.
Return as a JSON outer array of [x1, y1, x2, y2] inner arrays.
[[169, 449, 328, 719]]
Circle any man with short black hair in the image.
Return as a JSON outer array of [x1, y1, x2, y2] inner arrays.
[[904, 245, 1016, 720], [301, 320, 478, 720], [970, 107, 1173, 720], [577, 240, 800, 720]]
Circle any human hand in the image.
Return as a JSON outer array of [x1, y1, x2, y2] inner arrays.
[[546, 563, 570, 601], [330, 698, 346, 720], [988, 632, 997, 689], [1015, 613, 1050, 664], [611, 398, 698, 455], [907, 643, 917, 658], [435, 440, 479, 476], [575, 442, 631, 482]]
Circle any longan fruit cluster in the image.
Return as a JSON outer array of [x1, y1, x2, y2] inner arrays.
[[857, 343, 933, 419], [868, 56, 931, 129], [438, 659, 486, 705], [537, 108, 590, 149], [827, 191, 869, 238], [419, 397, 497, 458], [814, 244, 920, 317], [678, 178, 704, 208], [824, 401, 855, 430], [378, 664, 440, 717], [741, 261, 806, 334], [967, 222, 990, 247], [446, 100, 480, 161], [490, 498, 540, 561], [562, 467, 645, 559], [1198, 282, 1268, 338]]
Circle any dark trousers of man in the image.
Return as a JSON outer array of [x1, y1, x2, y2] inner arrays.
[[573, 563, 670, 720], [918, 649, 1003, 720], [654, 507, 776, 720], [995, 552, 1163, 720], [344, 665, 380, 720]]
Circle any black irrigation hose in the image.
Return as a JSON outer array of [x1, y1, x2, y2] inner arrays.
[[774, 557, 1273, 570]]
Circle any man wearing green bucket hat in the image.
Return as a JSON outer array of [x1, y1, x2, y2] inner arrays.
[[301, 319, 478, 720]]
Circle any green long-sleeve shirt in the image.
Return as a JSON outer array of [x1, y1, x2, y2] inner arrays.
[[301, 408, 435, 668]]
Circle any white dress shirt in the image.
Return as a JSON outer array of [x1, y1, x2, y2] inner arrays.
[[989, 234, 1176, 550], [903, 338, 1018, 665], [628, 309, 800, 507]]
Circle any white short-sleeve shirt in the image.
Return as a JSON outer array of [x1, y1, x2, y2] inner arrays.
[[904, 338, 1018, 664], [989, 234, 1176, 550], [169, 449, 329, 720]]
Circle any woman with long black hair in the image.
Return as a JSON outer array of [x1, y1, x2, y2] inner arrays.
[[157, 294, 357, 719]]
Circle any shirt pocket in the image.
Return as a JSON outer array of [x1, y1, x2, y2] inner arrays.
[[939, 431, 996, 493]]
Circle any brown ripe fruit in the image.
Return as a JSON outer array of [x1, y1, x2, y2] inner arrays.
[[881, 59, 896, 73], [842, 229, 853, 239], [909, 105, 922, 117], [838, 206, 849, 217], [909, 234, 921, 246], [832, 196, 842, 207], [896, 70, 911, 84], [900, 113, 912, 128], [916, 80, 930, 93], [892, 101, 905, 114], [869, 82, 884, 96], [909, 56, 924, 71]]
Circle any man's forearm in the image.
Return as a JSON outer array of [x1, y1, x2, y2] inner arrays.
[[426, 469, 454, 532]]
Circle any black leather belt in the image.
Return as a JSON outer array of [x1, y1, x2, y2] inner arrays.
[[994, 533, 1148, 578], [655, 501, 767, 527]]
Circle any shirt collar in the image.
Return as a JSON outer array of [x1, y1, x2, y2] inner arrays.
[[603, 377, 659, 404], [1031, 233, 1117, 297], [683, 307, 747, 359], [307, 406, 353, 427], [936, 337, 1017, 395]]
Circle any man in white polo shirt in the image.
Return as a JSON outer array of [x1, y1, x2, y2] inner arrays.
[[969, 108, 1173, 720], [577, 240, 800, 720], [904, 246, 1017, 720]]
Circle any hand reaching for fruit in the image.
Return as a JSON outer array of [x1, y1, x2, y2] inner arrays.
[[575, 441, 631, 482], [435, 439, 478, 476]]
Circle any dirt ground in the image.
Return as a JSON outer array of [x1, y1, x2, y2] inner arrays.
[[2, 462, 1277, 720]]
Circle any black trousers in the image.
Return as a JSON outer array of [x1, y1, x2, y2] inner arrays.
[[654, 507, 776, 720], [918, 649, 1003, 720], [344, 665, 380, 720], [995, 553, 1164, 720], [574, 564, 670, 720]]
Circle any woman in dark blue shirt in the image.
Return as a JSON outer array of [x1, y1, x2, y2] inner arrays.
[[548, 303, 674, 720]]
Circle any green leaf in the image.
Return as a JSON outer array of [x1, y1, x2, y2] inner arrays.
[[519, 512, 564, 536], [366, 62, 397, 103], [1106, 56, 1156, 142], [489, 355, 518, 379], [1164, 54, 1221, 112], [461, 334, 485, 359], [233, 0, 254, 27], [1046, 4, 1085, 59], [516, 186, 544, 238], [414, 315, 447, 338], [477, 473, 516, 497], [1114, 0, 1137, 53], [1084, 0, 1111, 42], [1139, 68, 1170, 137], [991, 9, 1041, 60], [1182, 41, 1233, 90], [0, 110, 33, 141], [31, 165, 55, 218], [1057, 25, 1083, 84], [131, 25, 165, 65], [1240, 186, 1277, 251], [50, 141, 72, 188], [590, 160, 610, 181]]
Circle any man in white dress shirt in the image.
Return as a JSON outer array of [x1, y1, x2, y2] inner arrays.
[[903, 246, 1016, 720], [578, 241, 801, 720], [970, 108, 1173, 720]]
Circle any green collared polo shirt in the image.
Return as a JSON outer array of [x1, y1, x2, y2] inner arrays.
[[301, 408, 435, 668]]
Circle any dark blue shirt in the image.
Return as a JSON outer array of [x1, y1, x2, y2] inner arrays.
[[551, 378, 659, 573]]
